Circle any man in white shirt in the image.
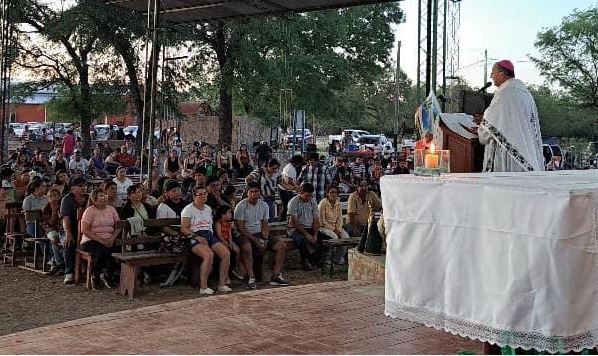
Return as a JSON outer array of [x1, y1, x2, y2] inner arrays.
[[68, 149, 89, 176], [279, 155, 303, 219], [234, 181, 288, 289]]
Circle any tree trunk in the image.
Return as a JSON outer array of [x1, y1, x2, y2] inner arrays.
[[79, 70, 93, 157], [113, 37, 145, 153], [218, 78, 233, 146], [215, 22, 233, 147]]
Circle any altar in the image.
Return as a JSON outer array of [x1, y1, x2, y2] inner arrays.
[[381, 171, 598, 353]]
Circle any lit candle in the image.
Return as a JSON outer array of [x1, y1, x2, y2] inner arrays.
[[424, 143, 439, 168]]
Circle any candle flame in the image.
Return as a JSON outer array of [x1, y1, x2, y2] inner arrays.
[[429, 142, 435, 153]]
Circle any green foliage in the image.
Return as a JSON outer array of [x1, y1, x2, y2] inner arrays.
[[531, 6, 598, 108], [186, 3, 404, 132], [530, 85, 598, 138], [45, 83, 127, 123]]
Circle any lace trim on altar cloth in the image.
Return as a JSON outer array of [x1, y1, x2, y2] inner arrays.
[[385, 301, 598, 353]]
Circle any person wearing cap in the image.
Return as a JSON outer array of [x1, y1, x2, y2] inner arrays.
[[156, 180, 188, 223], [68, 149, 89, 176], [476, 60, 544, 172], [60, 176, 89, 285], [346, 180, 382, 237]]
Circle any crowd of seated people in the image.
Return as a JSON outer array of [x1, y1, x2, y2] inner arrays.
[[0, 134, 405, 294]]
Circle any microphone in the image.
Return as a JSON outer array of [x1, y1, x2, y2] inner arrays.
[[477, 82, 492, 93]]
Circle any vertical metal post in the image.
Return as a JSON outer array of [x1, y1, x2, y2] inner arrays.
[[146, 0, 160, 188], [394, 41, 401, 136], [160, 42, 166, 151], [139, 0, 153, 182], [442, 0, 447, 111], [425, 0, 432, 96], [431, 0, 438, 94], [0, 0, 12, 163], [416, 0, 422, 99]]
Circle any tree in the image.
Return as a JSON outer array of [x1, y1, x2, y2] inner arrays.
[[530, 85, 597, 138], [531, 7, 598, 108], [186, 3, 404, 145], [13, 0, 105, 154], [45, 83, 127, 123]]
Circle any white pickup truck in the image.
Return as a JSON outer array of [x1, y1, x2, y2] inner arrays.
[[328, 129, 371, 145]]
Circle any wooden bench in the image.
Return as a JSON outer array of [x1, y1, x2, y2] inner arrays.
[[112, 218, 188, 300]]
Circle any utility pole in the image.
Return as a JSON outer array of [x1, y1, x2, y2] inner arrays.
[[394, 41, 401, 140]]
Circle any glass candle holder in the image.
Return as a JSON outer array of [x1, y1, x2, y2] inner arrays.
[[414, 148, 450, 176]]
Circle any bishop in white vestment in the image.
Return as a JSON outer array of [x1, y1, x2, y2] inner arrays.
[[478, 60, 544, 172]]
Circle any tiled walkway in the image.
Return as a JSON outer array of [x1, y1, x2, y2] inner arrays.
[[0, 281, 481, 354]]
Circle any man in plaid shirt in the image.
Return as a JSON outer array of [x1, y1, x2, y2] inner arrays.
[[298, 153, 332, 203]]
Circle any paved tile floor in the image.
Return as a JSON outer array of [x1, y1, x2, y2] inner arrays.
[[0, 281, 482, 354]]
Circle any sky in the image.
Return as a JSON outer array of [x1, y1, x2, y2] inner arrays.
[[393, 0, 598, 91]]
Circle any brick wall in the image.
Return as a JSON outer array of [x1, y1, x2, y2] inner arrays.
[[163, 115, 273, 150], [15, 104, 45, 123]]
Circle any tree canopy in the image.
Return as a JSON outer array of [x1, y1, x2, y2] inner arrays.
[[531, 6, 598, 109], [185, 3, 404, 141]]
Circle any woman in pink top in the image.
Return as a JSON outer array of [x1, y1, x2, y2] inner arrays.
[[80, 189, 122, 290]]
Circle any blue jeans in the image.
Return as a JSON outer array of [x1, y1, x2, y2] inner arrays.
[[290, 229, 330, 262], [263, 196, 276, 222], [344, 223, 366, 237]]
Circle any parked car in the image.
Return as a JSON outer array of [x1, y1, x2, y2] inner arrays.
[[29, 123, 54, 141], [93, 124, 119, 140], [123, 125, 161, 140], [283, 128, 314, 149], [358, 134, 395, 157], [542, 143, 563, 170], [8, 123, 25, 137], [53, 122, 74, 139], [584, 142, 598, 167], [328, 129, 371, 145]]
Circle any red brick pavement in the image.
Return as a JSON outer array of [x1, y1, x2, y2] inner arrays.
[[0, 281, 482, 354]]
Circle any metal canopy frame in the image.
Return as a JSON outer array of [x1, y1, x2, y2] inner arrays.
[[97, 0, 400, 186], [100, 0, 398, 25]]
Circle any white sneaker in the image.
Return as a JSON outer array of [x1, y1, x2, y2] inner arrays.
[[63, 273, 74, 285], [199, 287, 214, 296], [217, 285, 233, 293]]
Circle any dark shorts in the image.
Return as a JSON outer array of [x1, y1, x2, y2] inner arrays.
[[233, 232, 279, 251], [191, 230, 221, 247]]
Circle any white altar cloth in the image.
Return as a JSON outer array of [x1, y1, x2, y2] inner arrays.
[[382, 171, 598, 352]]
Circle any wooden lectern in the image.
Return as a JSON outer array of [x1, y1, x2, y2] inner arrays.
[[440, 114, 484, 173]]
